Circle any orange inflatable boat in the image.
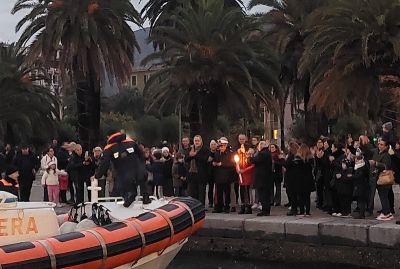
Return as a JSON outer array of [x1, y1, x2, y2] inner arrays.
[[0, 197, 205, 269]]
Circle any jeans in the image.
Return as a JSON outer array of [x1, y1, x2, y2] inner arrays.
[[216, 183, 231, 211], [377, 186, 391, 215], [298, 192, 311, 214], [19, 180, 33, 202], [271, 180, 282, 205], [367, 174, 376, 213], [208, 177, 215, 206], [257, 186, 272, 214], [239, 185, 251, 205], [188, 181, 206, 205]]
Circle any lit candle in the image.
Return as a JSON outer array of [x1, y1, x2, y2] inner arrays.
[[234, 154, 243, 184]]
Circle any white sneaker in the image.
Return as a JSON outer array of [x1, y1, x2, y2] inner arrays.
[[377, 214, 394, 221], [251, 203, 258, 209], [332, 213, 338, 216], [257, 205, 262, 210], [336, 213, 342, 217]]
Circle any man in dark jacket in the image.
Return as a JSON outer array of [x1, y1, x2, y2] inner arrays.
[[185, 135, 210, 205], [94, 131, 145, 208], [250, 141, 273, 216], [57, 142, 70, 170], [67, 144, 90, 204], [13, 145, 39, 201], [0, 165, 19, 197], [212, 138, 234, 213]]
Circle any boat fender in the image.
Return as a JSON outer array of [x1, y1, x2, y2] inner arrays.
[[57, 214, 68, 226], [59, 221, 78, 234], [75, 219, 97, 232]]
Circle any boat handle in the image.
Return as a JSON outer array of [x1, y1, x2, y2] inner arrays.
[[154, 210, 175, 256], [37, 240, 56, 269], [126, 219, 146, 266], [86, 230, 107, 269]]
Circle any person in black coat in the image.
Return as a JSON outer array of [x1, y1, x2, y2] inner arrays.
[[353, 154, 370, 219], [94, 131, 145, 208], [162, 147, 174, 197], [67, 144, 87, 205], [284, 142, 300, 215], [212, 139, 234, 213], [13, 145, 39, 202], [250, 141, 273, 216], [0, 166, 20, 197], [57, 142, 70, 170], [287, 144, 315, 216], [185, 135, 210, 205], [331, 144, 353, 217]]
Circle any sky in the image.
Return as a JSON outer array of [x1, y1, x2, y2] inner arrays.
[[0, 0, 269, 43]]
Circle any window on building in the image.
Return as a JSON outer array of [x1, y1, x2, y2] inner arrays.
[[131, 75, 137, 86]]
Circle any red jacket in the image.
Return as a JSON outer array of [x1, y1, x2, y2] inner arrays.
[[236, 163, 254, 186]]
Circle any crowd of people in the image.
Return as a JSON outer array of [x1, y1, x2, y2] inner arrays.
[[0, 122, 399, 221]]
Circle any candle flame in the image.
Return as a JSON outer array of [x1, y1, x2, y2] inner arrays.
[[234, 154, 240, 163]]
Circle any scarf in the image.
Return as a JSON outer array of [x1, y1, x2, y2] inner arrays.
[[189, 146, 201, 174]]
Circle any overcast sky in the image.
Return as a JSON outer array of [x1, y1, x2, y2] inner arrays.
[[0, 0, 269, 43]]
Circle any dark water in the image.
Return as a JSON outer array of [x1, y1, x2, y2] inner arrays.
[[167, 251, 369, 269]]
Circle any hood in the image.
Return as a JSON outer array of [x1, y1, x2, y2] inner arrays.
[[107, 132, 127, 144]]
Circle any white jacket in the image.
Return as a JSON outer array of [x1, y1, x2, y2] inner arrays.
[[41, 155, 58, 170], [41, 170, 59, 186]]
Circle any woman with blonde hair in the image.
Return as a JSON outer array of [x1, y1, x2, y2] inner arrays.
[[287, 144, 315, 216], [284, 141, 300, 214]]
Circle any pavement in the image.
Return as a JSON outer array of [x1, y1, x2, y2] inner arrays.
[[30, 175, 400, 221]]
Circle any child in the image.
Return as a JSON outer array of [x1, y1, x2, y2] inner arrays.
[[41, 161, 62, 207], [150, 150, 164, 199], [172, 152, 187, 197]]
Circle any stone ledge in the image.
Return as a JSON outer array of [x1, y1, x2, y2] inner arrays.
[[369, 222, 400, 248], [200, 214, 399, 248]]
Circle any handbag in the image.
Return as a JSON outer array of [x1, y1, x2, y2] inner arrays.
[[377, 170, 395, 186]]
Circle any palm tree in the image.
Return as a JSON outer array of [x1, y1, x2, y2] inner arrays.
[[143, 0, 280, 139], [142, 0, 244, 29], [249, 0, 328, 141], [299, 0, 400, 118], [13, 0, 142, 149], [0, 43, 58, 145]]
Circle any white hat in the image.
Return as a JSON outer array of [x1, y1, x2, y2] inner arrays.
[[93, 146, 102, 152], [219, 137, 229, 144], [162, 147, 170, 153], [48, 161, 57, 167]]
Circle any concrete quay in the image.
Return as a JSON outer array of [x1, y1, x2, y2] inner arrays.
[[186, 213, 400, 269]]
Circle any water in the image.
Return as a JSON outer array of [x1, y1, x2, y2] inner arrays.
[[167, 251, 369, 269]]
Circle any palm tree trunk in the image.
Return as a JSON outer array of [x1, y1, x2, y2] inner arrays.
[[189, 103, 200, 139], [74, 52, 101, 151], [200, 92, 218, 143]]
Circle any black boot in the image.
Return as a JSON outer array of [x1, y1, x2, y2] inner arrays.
[[142, 193, 151, 205], [245, 205, 252, 214], [238, 205, 245, 214], [123, 193, 136, 208]]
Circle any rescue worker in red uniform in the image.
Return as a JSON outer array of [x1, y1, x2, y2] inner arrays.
[[0, 166, 19, 197], [94, 131, 146, 207]]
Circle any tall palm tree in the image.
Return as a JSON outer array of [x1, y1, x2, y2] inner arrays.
[[0, 43, 58, 145], [143, 0, 280, 139], [13, 0, 142, 149], [299, 0, 400, 117], [249, 0, 328, 140], [142, 0, 244, 29]]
